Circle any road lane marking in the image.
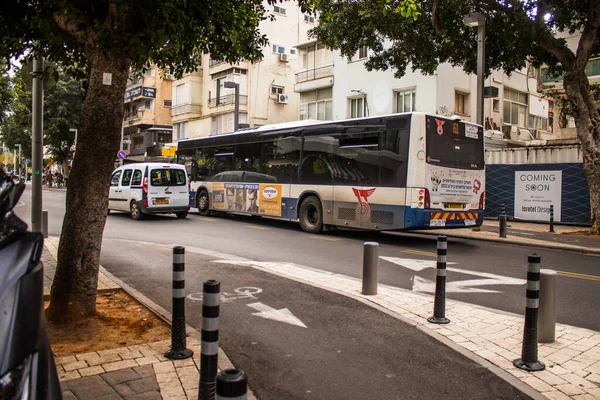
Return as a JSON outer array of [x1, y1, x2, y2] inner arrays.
[[402, 249, 436, 257], [245, 225, 269, 230], [557, 271, 600, 281], [247, 302, 307, 328], [308, 235, 341, 241], [198, 217, 218, 222], [382, 257, 526, 293]]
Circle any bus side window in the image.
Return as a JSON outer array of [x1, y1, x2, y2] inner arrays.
[[261, 137, 299, 183], [383, 130, 399, 153]]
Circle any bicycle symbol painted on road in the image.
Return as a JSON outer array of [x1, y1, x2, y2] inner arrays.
[[187, 286, 263, 303]]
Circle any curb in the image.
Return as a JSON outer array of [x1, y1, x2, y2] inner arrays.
[[241, 261, 548, 400], [405, 230, 600, 255]]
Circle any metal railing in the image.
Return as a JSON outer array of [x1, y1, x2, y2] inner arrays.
[[207, 94, 248, 108], [124, 110, 143, 122], [171, 103, 202, 116], [209, 59, 225, 67], [295, 65, 334, 83]]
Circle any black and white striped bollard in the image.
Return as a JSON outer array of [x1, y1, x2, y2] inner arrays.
[[165, 246, 193, 360], [217, 369, 247, 400], [428, 236, 450, 324], [501, 202, 506, 216], [549, 205, 555, 233], [513, 254, 545, 371], [199, 280, 221, 400]]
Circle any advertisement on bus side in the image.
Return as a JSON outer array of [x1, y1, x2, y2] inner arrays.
[[212, 182, 282, 216]]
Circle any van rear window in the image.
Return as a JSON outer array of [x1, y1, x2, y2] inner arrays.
[[150, 169, 186, 186]]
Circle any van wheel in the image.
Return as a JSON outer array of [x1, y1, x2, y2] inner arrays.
[[197, 190, 210, 216], [176, 211, 188, 219], [131, 201, 145, 220], [299, 196, 323, 234]]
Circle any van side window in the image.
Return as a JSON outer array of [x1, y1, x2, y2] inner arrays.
[[131, 170, 142, 186], [111, 171, 122, 186], [121, 170, 133, 186]]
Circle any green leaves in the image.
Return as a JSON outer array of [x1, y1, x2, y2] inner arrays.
[[395, 0, 421, 20]]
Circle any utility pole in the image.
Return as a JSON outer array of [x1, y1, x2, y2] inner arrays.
[[31, 56, 44, 233]]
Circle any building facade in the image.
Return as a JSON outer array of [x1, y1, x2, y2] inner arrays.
[[122, 67, 173, 162], [167, 0, 315, 143], [293, 44, 550, 145]]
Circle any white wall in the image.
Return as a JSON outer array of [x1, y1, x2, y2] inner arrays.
[[332, 51, 438, 120]]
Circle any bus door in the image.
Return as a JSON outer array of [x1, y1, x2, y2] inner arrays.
[[334, 132, 380, 229], [300, 136, 335, 225]]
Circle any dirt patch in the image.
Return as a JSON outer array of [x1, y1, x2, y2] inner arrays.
[[46, 290, 171, 357], [563, 230, 600, 238]]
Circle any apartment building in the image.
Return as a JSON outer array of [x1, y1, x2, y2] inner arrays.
[[167, 1, 316, 143], [293, 43, 552, 144], [122, 67, 173, 162]]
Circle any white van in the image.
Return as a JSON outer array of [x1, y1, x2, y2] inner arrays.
[[108, 162, 190, 220]]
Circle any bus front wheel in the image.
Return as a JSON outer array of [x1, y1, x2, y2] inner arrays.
[[197, 190, 210, 216], [299, 196, 323, 234]]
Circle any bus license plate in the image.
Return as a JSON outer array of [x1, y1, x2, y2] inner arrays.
[[464, 219, 476, 226], [430, 219, 446, 227], [153, 199, 169, 205], [446, 203, 463, 209]]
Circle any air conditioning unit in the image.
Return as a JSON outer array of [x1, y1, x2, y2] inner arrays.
[[165, 74, 176, 81], [277, 94, 288, 104], [279, 53, 289, 62]]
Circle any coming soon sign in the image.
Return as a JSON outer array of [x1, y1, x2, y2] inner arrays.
[[514, 171, 562, 222]]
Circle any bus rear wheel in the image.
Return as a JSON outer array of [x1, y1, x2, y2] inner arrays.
[[197, 190, 210, 216], [299, 196, 323, 234]]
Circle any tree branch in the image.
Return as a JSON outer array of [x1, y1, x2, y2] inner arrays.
[[574, 0, 600, 72], [53, 13, 95, 45]]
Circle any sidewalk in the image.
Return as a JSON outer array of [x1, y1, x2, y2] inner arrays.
[[44, 224, 600, 400]]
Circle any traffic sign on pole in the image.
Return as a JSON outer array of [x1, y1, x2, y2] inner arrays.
[[117, 150, 127, 160], [24, 158, 30, 164]]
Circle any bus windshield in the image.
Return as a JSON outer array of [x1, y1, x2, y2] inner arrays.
[[425, 116, 484, 170]]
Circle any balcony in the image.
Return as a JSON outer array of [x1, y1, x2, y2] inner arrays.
[[207, 94, 248, 108], [294, 65, 334, 92], [171, 103, 202, 117], [209, 59, 225, 67], [295, 65, 334, 83], [123, 110, 154, 126]]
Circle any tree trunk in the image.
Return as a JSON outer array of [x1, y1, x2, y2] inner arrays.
[[47, 50, 130, 323], [563, 71, 600, 235]]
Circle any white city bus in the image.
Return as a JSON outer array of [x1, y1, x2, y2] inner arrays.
[[177, 113, 485, 233]]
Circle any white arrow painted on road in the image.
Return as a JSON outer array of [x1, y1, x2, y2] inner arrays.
[[380, 257, 456, 271], [247, 302, 307, 328], [381, 257, 526, 293]]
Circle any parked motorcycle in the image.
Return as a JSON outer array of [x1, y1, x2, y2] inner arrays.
[[0, 171, 62, 399]]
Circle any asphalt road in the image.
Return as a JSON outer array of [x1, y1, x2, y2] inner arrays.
[[16, 185, 600, 332], [97, 239, 531, 400]]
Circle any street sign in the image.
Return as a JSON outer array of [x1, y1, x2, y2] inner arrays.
[[117, 150, 127, 160], [24, 158, 30, 164], [122, 139, 132, 144]]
